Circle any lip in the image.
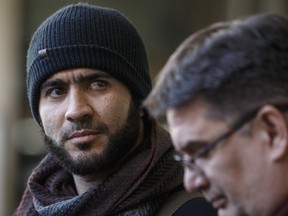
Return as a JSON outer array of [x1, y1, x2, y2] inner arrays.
[[209, 195, 227, 209], [67, 130, 99, 144]]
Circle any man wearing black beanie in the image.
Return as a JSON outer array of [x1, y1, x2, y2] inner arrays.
[[14, 3, 217, 216]]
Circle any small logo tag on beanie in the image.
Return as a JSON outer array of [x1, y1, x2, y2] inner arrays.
[[38, 48, 48, 59]]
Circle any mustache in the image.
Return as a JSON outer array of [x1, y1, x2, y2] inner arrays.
[[59, 120, 109, 142]]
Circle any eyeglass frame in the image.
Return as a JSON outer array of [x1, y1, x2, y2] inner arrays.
[[173, 103, 288, 169]]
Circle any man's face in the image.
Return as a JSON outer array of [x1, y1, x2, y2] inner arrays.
[[167, 100, 269, 216], [39, 68, 142, 176]]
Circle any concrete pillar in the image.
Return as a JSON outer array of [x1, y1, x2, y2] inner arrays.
[[0, 0, 22, 215]]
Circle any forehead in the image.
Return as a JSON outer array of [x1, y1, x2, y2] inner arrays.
[[167, 100, 212, 128], [47, 68, 110, 80], [167, 100, 228, 149]]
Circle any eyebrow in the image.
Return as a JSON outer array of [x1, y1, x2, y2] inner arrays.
[[40, 72, 112, 91], [74, 72, 111, 83], [40, 79, 65, 91]]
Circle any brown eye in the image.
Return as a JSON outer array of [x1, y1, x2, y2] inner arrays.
[[90, 80, 108, 90], [47, 87, 66, 98]]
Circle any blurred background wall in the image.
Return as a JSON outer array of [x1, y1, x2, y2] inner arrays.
[[1, 0, 287, 215]]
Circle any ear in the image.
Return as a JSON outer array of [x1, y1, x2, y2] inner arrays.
[[256, 105, 288, 161]]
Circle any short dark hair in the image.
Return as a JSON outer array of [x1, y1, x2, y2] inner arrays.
[[144, 14, 288, 120]]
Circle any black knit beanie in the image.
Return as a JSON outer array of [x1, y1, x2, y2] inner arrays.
[[27, 3, 151, 125]]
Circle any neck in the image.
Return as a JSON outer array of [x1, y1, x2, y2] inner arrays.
[[73, 119, 145, 194], [73, 171, 111, 194]]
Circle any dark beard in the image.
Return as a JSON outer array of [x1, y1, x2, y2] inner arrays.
[[43, 102, 141, 176]]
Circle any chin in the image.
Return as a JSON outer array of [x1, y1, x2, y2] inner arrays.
[[218, 205, 246, 216], [63, 154, 109, 176], [69, 144, 103, 159]]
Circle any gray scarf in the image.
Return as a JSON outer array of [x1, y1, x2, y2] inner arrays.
[[15, 124, 183, 216]]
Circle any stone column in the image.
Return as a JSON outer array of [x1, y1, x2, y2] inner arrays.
[[0, 0, 22, 215]]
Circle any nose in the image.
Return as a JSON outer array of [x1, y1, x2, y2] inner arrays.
[[183, 168, 209, 193], [65, 89, 93, 122]]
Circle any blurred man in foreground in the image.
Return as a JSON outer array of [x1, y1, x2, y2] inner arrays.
[[145, 13, 288, 216]]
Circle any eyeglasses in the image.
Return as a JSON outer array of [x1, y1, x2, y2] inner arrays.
[[173, 104, 288, 169]]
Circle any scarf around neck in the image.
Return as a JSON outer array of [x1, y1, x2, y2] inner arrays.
[[15, 124, 183, 216]]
